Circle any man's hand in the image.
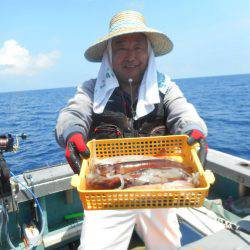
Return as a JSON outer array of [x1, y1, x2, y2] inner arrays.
[[187, 129, 208, 167], [187, 129, 205, 145], [65, 133, 90, 174]]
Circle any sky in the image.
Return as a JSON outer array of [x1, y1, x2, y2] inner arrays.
[[1, 0, 250, 92]]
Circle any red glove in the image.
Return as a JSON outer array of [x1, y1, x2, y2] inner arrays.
[[187, 129, 205, 145], [187, 129, 208, 166], [65, 133, 90, 174]]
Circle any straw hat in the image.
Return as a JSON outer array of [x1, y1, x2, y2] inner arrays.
[[84, 10, 173, 62]]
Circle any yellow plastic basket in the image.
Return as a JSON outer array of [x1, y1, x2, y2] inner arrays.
[[71, 135, 215, 210]]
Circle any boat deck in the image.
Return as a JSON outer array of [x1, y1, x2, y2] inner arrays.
[[1, 148, 249, 249]]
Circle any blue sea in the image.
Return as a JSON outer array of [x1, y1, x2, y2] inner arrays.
[[1, 74, 250, 174]]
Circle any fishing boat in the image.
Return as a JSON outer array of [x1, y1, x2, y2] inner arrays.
[[0, 134, 249, 250]]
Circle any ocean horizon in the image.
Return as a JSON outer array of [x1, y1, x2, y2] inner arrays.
[[2, 72, 250, 94]]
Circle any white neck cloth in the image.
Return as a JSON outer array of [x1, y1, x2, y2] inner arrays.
[[93, 39, 160, 120]]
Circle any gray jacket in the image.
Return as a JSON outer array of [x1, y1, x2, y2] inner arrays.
[[55, 76, 207, 148]]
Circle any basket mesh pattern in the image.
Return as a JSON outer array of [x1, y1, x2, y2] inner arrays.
[[81, 190, 207, 210], [77, 135, 209, 210], [94, 137, 184, 158]]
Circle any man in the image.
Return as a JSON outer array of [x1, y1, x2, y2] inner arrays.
[[56, 10, 207, 250]]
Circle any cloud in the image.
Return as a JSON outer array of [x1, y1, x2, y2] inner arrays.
[[0, 40, 60, 76]]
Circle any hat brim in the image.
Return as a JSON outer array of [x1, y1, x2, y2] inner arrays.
[[84, 27, 173, 62]]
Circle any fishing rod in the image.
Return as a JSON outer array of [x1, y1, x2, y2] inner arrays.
[[0, 133, 27, 198], [0, 133, 46, 249], [190, 207, 250, 235]]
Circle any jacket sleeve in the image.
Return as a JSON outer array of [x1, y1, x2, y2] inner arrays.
[[55, 79, 95, 148], [161, 78, 207, 136]]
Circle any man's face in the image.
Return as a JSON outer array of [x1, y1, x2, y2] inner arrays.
[[111, 33, 148, 85]]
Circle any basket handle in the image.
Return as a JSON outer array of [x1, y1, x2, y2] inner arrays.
[[204, 170, 215, 185], [187, 130, 208, 168], [71, 174, 80, 188]]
